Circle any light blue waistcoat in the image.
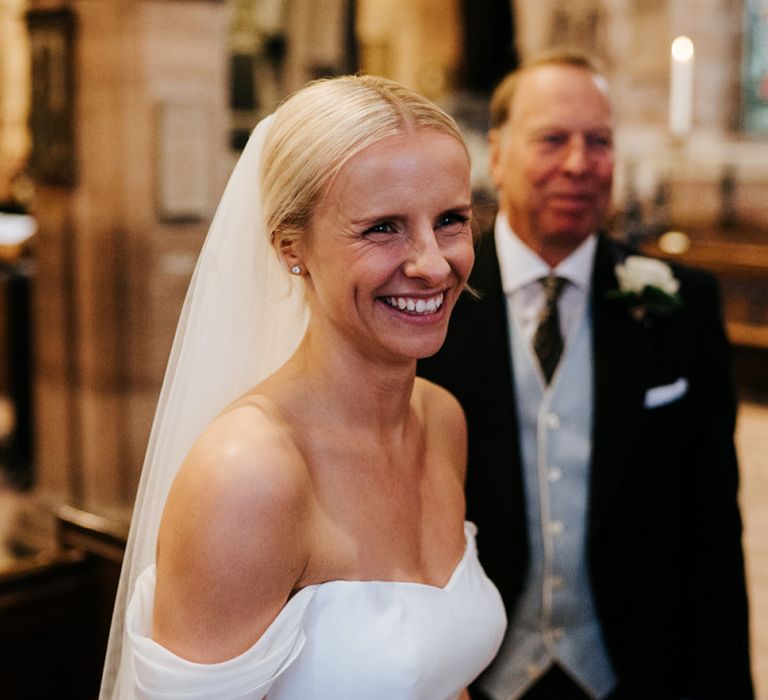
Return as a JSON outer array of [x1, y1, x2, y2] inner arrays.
[[480, 300, 618, 699]]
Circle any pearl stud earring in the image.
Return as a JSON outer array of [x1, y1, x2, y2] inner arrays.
[[290, 265, 302, 275]]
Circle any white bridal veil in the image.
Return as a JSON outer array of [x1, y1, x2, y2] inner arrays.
[[99, 115, 308, 699]]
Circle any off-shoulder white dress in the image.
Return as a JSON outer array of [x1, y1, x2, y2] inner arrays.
[[126, 522, 506, 699]]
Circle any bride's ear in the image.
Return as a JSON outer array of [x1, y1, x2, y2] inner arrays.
[[278, 237, 305, 277]]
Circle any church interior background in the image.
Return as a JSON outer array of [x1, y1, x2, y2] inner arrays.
[[1, 0, 767, 697]]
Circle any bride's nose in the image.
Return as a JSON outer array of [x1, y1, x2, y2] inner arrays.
[[402, 227, 451, 282]]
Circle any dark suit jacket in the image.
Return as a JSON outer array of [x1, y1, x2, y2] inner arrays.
[[419, 232, 753, 698]]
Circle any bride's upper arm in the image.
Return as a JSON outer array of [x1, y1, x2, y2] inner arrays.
[[152, 405, 311, 663]]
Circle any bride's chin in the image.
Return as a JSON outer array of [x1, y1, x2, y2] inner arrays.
[[408, 334, 450, 362]]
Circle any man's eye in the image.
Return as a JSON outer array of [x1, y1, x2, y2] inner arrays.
[[587, 134, 612, 148], [540, 133, 567, 146]]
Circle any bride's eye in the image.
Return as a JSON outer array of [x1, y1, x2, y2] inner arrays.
[[437, 213, 471, 235], [365, 222, 396, 236]]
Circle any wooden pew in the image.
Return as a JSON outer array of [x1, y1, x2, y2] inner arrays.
[[0, 506, 126, 699]]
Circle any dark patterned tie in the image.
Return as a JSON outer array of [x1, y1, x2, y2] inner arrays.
[[533, 276, 567, 384]]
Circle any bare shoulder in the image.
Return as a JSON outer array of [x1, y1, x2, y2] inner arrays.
[[413, 377, 468, 479], [153, 397, 312, 662], [170, 397, 310, 519], [414, 376, 467, 431]]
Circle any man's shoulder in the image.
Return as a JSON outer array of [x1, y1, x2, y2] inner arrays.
[[598, 233, 719, 296], [594, 234, 725, 350]]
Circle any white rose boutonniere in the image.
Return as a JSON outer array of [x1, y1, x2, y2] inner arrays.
[[607, 255, 683, 320]]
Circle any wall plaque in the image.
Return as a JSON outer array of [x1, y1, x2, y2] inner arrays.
[[154, 102, 212, 223], [26, 8, 76, 186]]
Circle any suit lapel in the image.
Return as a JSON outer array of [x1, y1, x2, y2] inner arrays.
[[588, 236, 653, 538]]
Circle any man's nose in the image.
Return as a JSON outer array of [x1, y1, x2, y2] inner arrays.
[[562, 137, 589, 176]]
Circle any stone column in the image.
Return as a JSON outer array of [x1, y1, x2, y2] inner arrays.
[[0, 0, 31, 197], [25, 0, 229, 545]]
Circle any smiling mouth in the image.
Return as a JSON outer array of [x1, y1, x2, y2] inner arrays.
[[549, 195, 597, 213], [552, 193, 594, 202], [383, 292, 445, 315]]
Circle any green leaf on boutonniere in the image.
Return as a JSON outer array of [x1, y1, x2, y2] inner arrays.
[[640, 284, 683, 315]]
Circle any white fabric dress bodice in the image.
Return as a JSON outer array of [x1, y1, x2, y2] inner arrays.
[[127, 521, 506, 699]]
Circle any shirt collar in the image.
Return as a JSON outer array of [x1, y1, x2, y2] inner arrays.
[[494, 213, 597, 295]]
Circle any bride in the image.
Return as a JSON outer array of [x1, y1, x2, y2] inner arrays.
[[100, 74, 506, 699]]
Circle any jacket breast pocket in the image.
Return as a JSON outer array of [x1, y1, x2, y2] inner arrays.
[[644, 377, 688, 410]]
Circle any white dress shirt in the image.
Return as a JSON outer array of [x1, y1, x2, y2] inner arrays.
[[494, 213, 596, 350]]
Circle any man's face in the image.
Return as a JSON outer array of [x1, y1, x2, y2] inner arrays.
[[489, 64, 614, 266]]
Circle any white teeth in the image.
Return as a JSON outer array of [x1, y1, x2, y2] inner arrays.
[[384, 292, 444, 315]]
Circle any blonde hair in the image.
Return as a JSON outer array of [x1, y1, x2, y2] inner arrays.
[[261, 74, 467, 254]]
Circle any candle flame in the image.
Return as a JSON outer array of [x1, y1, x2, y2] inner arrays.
[[671, 36, 694, 62]]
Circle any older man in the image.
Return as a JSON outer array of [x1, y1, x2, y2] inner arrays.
[[420, 51, 753, 699]]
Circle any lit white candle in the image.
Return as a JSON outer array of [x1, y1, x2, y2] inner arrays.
[[669, 36, 695, 139]]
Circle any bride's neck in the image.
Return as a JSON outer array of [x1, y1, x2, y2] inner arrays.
[[281, 331, 417, 429]]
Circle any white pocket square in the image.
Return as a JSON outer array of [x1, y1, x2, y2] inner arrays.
[[644, 377, 688, 409]]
